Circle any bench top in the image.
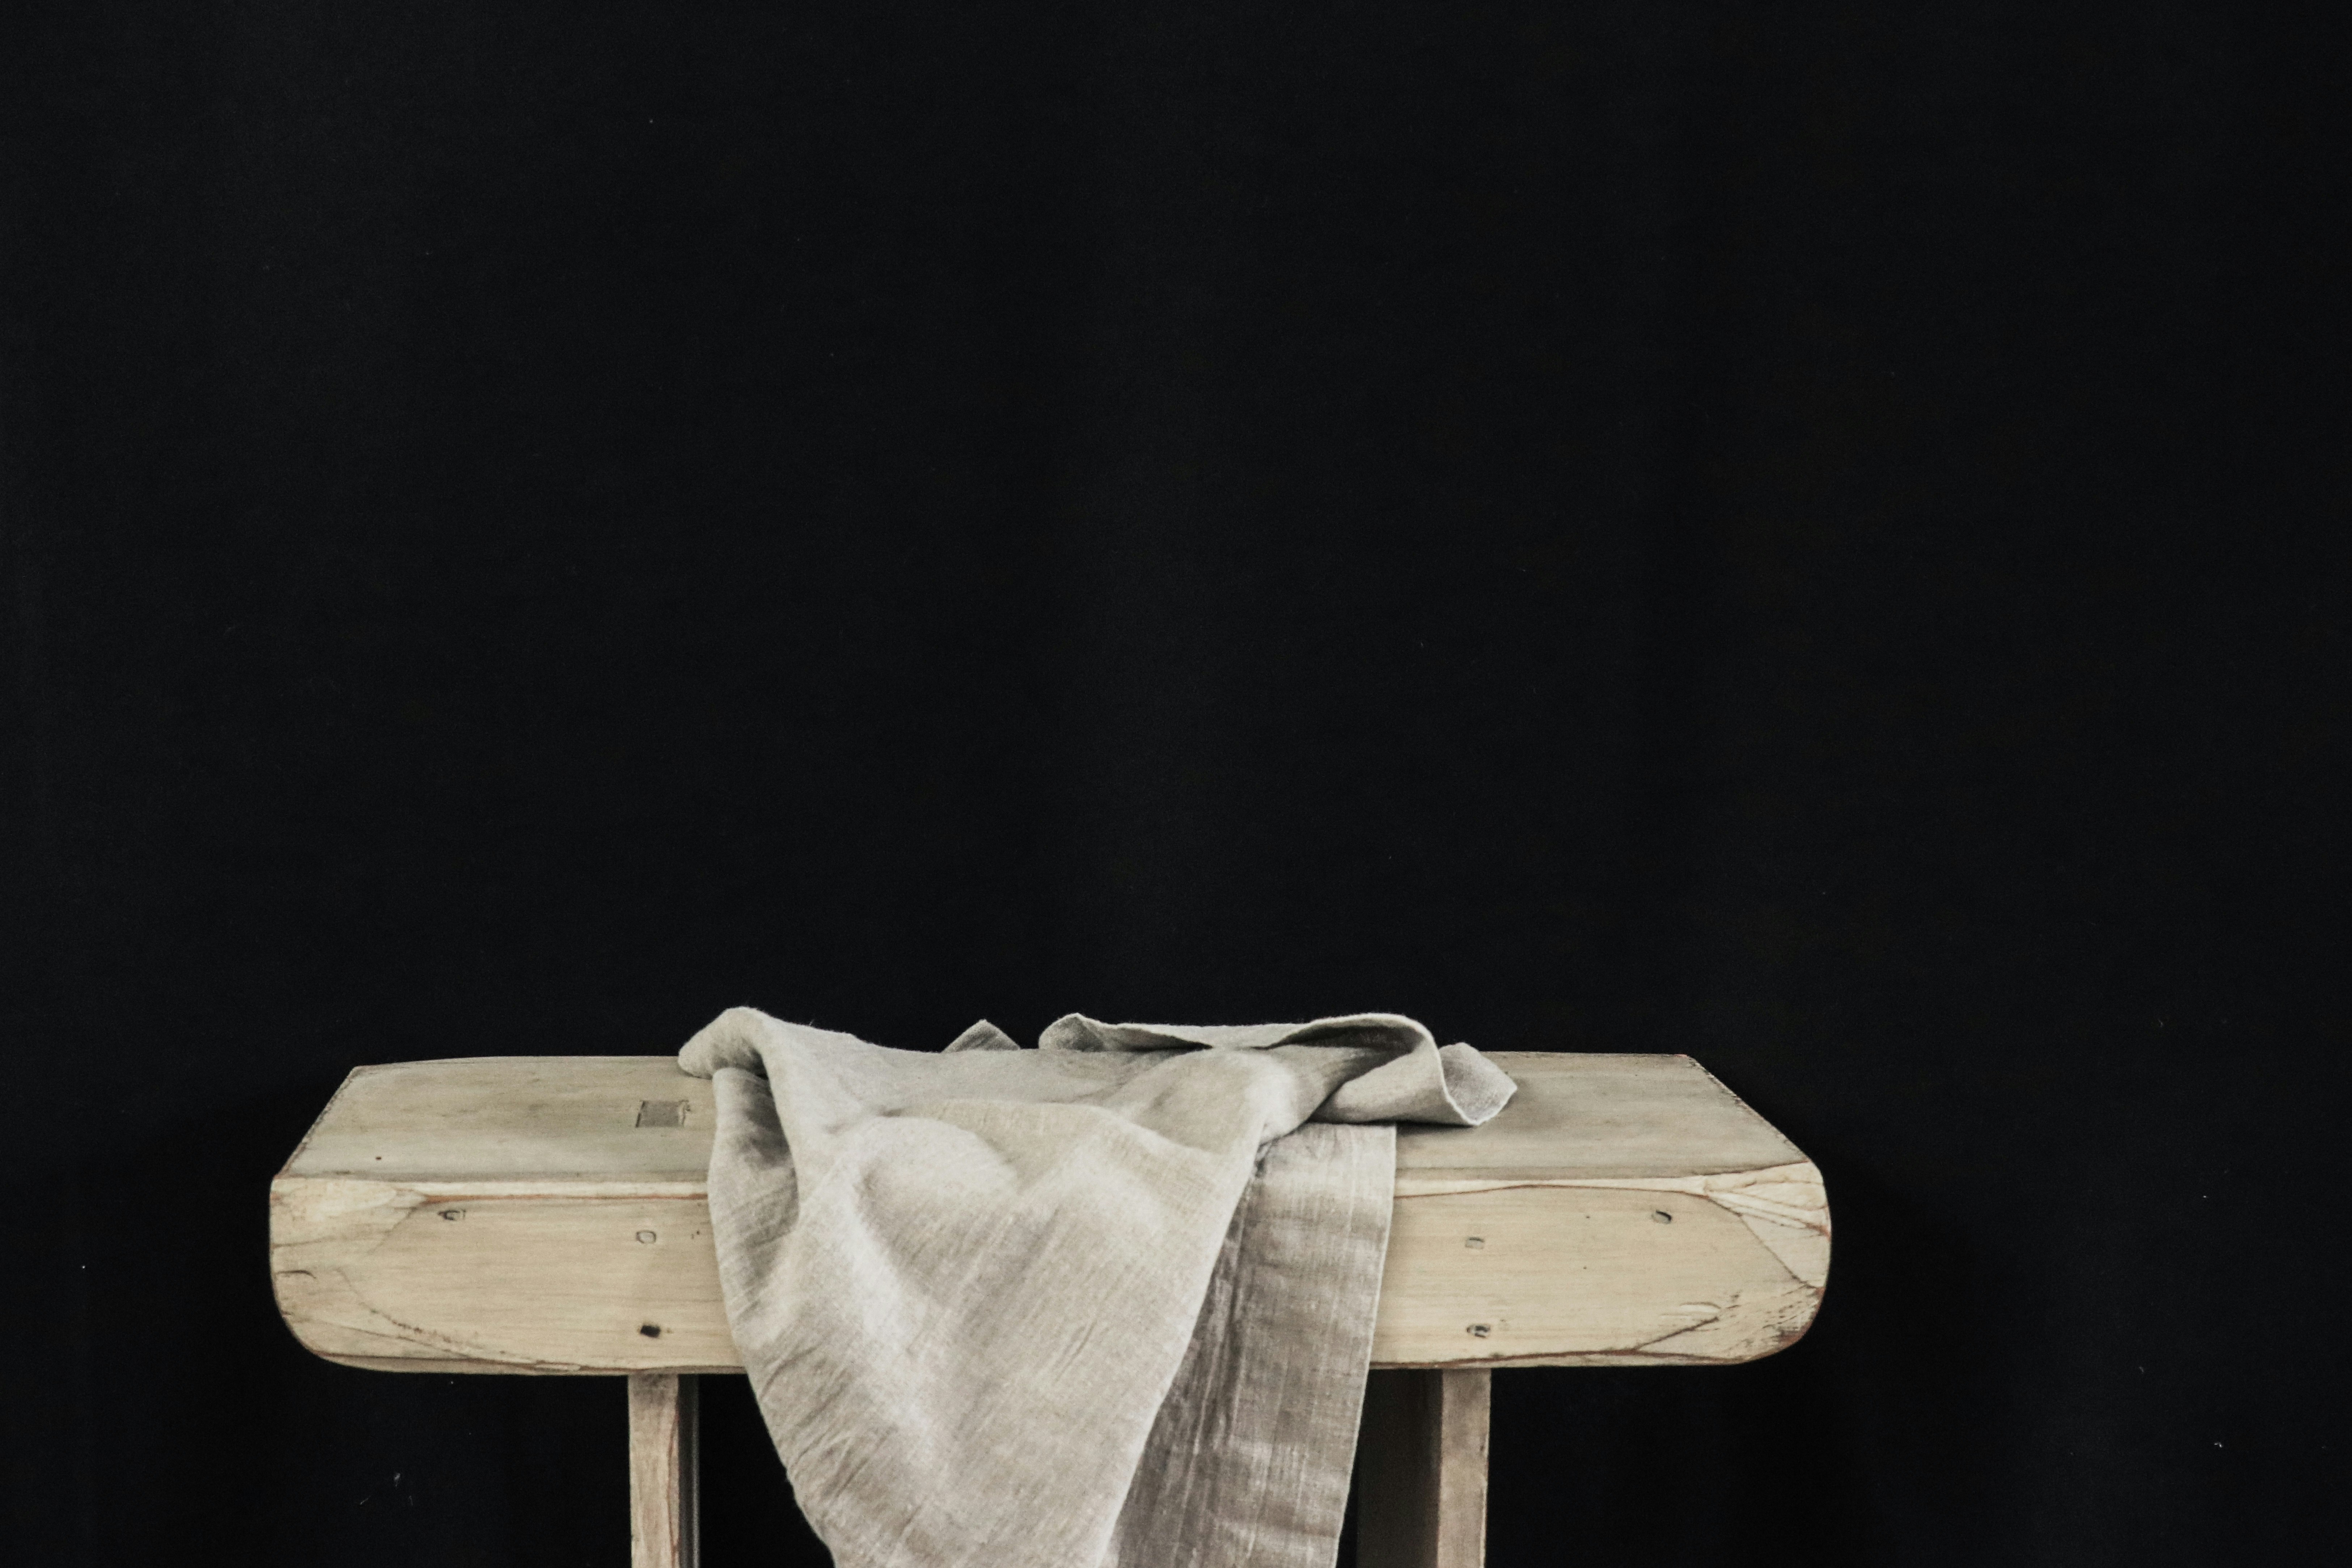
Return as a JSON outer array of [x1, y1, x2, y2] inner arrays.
[[280, 1051, 1807, 1191], [271, 1051, 1828, 1373]]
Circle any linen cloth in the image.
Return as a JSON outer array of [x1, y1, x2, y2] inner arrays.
[[678, 1007, 1515, 1568]]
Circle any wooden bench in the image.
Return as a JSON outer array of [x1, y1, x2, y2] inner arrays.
[[271, 1052, 1828, 1567]]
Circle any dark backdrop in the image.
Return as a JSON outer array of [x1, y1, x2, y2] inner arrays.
[[4, 2, 2344, 1564]]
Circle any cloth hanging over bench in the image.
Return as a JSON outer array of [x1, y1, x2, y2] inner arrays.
[[678, 1008, 1516, 1568]]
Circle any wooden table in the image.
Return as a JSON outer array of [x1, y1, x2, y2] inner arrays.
[[271, 1052, 1828, 1568]]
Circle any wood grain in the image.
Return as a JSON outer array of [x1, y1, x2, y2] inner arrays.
[[271, 1052, 1828, 1373], [1355, 1369, 1490, 1568], [627, 1372, 698, 1568]]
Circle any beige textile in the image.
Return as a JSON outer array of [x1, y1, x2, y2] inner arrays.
[[678, 1008, 1515, 1568]]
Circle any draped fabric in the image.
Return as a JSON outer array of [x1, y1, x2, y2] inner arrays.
[[679, 1008, 1514, 1568]]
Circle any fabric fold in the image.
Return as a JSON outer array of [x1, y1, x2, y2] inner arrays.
[[680, 1006, 1515, 1568]]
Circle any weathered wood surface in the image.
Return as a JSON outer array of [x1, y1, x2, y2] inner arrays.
[[1355, 1369, 1490, 1568], [271, 1052, 1827, 1373], [628, 1372, 698, 1568]]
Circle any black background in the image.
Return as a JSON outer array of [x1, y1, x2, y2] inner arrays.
[[4, 2, 2345, 1564]]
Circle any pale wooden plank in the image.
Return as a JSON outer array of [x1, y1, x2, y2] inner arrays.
[[628, 1372, 699, 1568], [272, 1052, 1829, 1373], [280, 1052, 1795, 1184], [1368, 1167, 1824, 1367], [1355, 1369, 1490, 1568], [271, 1183, 736, 1373], [283, 1057, 714, 1182], [1397, 1054, 1800, 1183]]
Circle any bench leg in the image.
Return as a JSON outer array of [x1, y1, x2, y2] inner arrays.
[[629, 1372, 700, 1568], [1355, 1368, 1490, 1568]]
